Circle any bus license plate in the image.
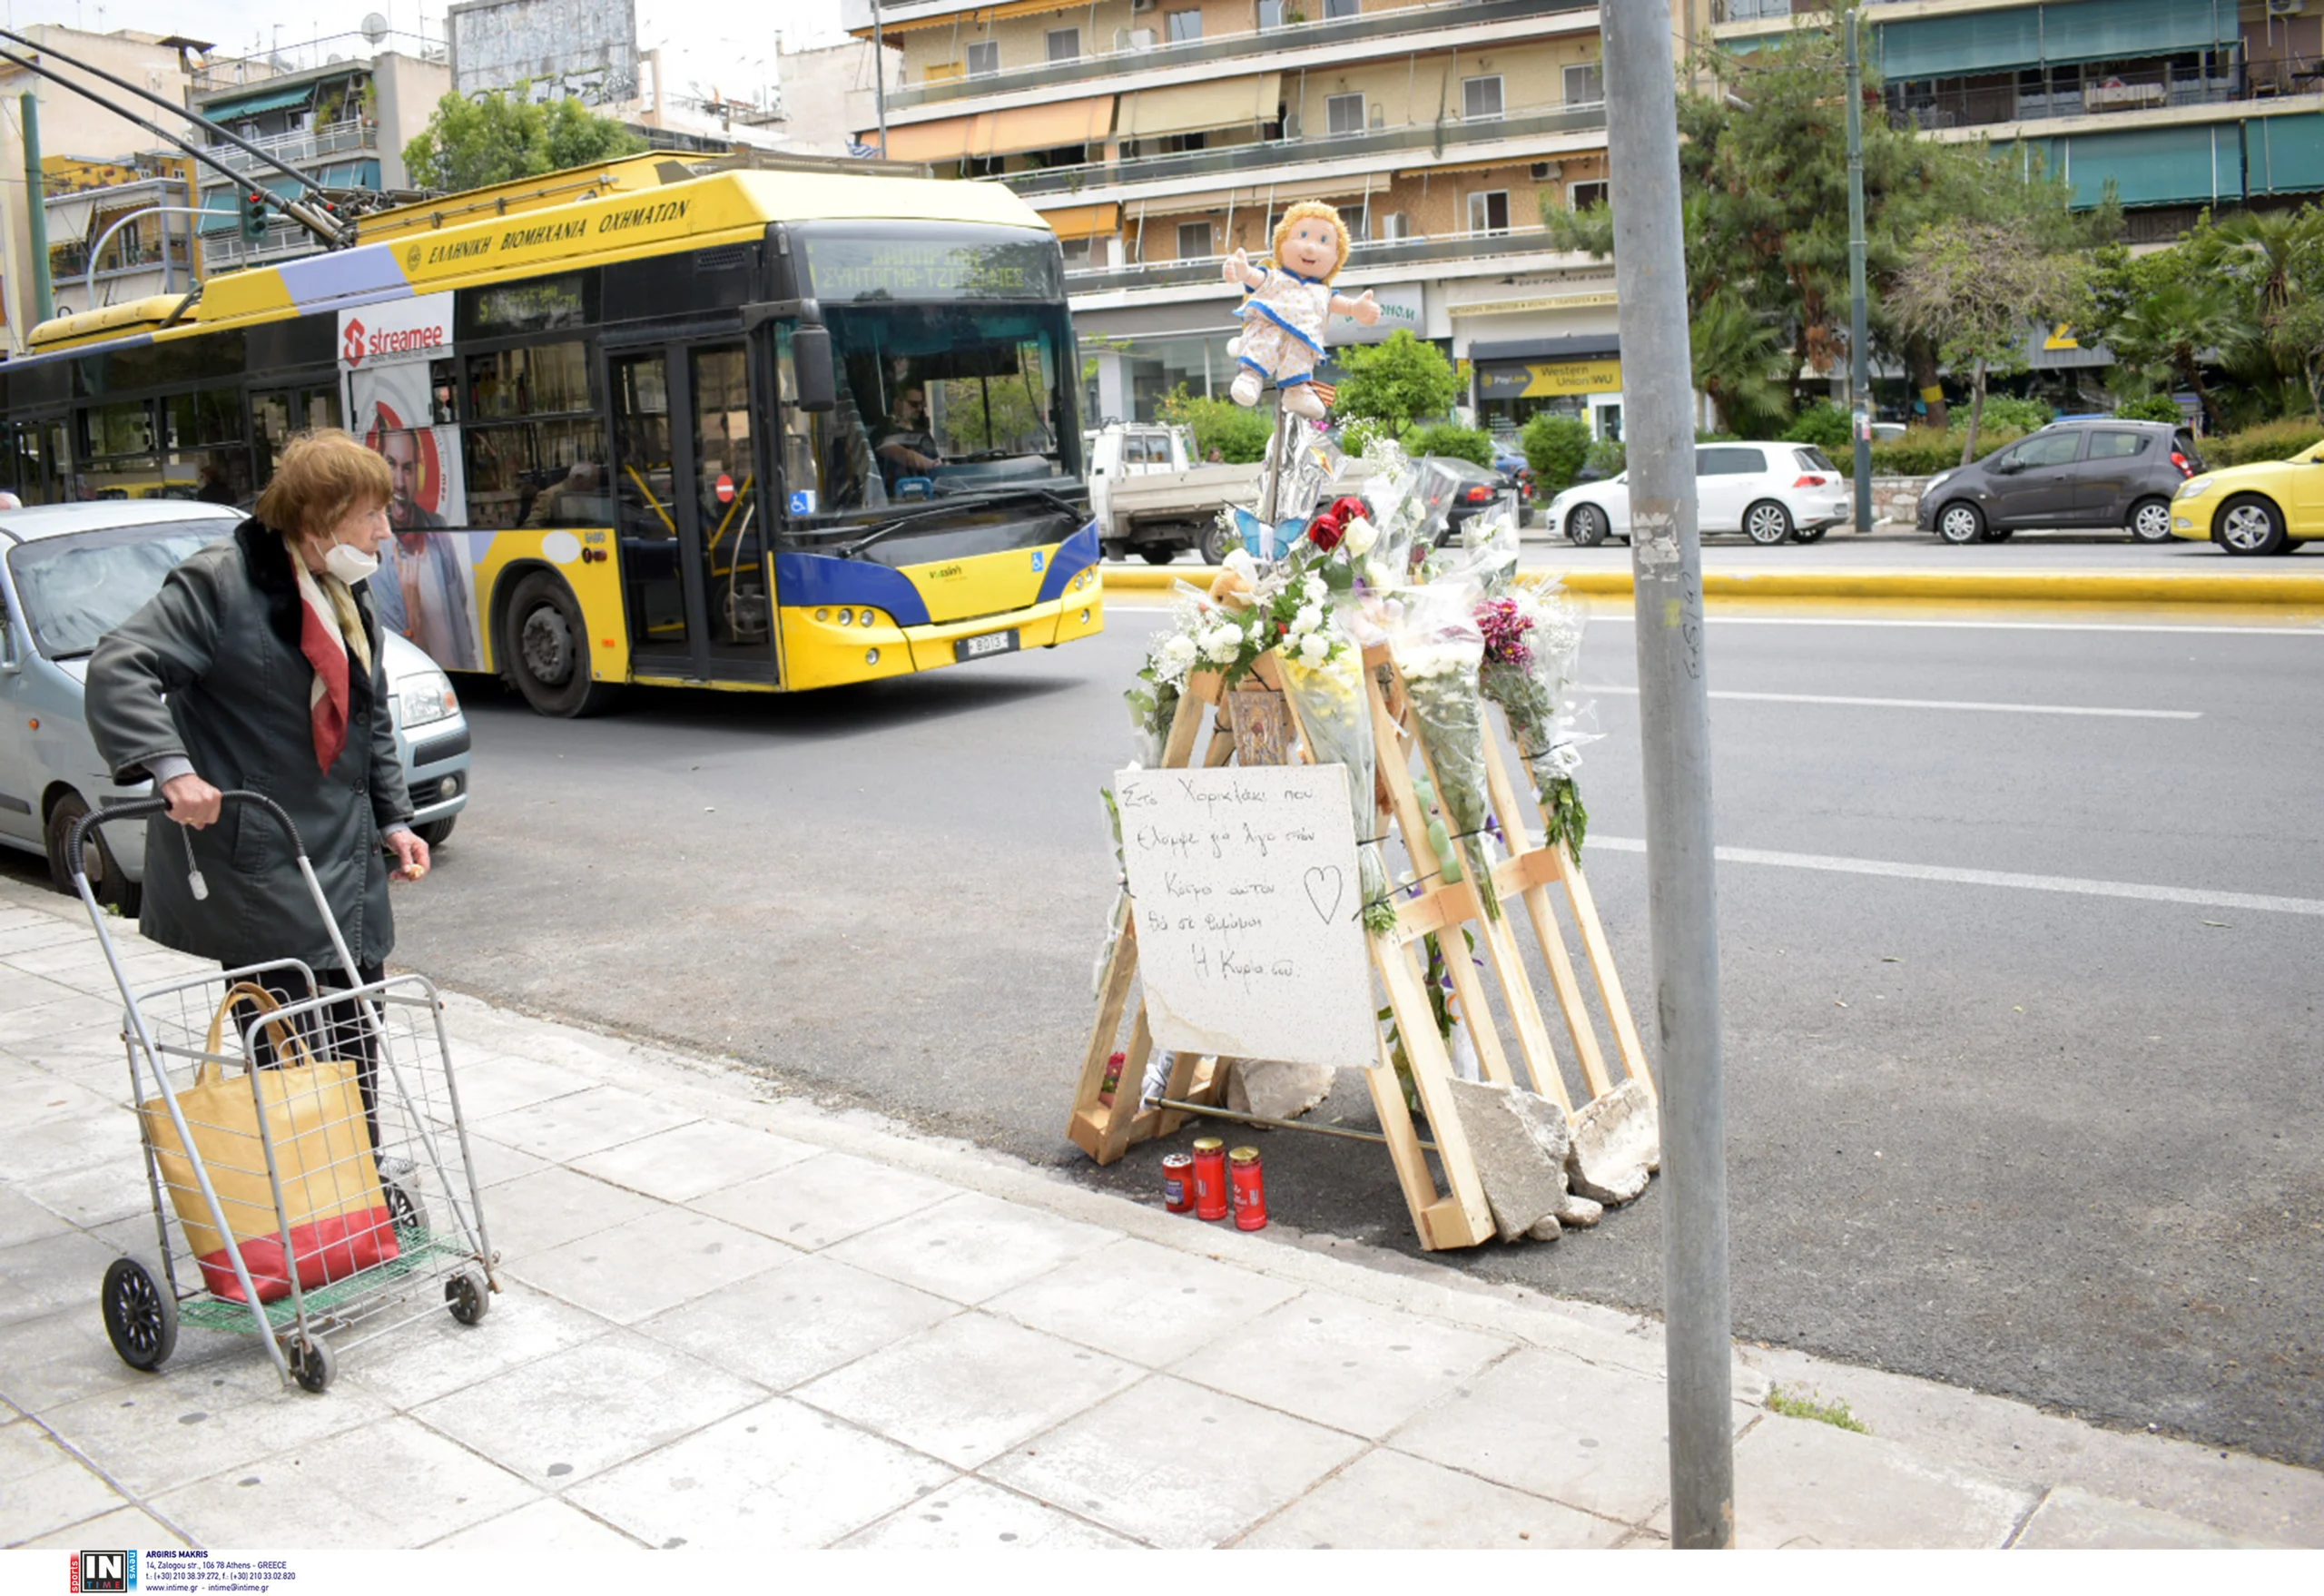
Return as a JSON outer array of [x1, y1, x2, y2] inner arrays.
[[956, 629, 1019, 663]]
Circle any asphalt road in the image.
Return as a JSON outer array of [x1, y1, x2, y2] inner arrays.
[[15, 586, 2319, 1467]]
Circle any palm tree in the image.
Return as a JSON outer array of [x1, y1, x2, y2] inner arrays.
[[1690, 289, 1790, 437], [2103, 279, 2240, 434]]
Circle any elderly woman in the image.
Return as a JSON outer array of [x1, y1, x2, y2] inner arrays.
[[86, 431, 429, 1010]]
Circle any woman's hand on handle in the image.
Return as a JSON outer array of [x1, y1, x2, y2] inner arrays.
[[162, 772, 223, 829]]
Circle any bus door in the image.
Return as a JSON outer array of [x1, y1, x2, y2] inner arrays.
[[606, 340, 773, 682]]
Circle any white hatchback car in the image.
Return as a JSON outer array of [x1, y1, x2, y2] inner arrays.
[[1549, 442, 1853, 547]]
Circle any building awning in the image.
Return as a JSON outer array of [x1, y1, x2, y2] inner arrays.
[[1876, 0, 2237, 83], [1404, 157, 1535, 181], [866, 0, 1084, 36], [1040, 202, 1119, 239], [1118, 74, 1282, 141], [2004, 122, 2242, 208], [1471, 334, 1620, 364], [2248, 113, 2324, 197], [877, 94, 1114, 162], [201, 83, 317, 120]]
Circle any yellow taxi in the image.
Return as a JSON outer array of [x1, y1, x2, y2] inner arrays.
[[2170, 442, 2324, 555]]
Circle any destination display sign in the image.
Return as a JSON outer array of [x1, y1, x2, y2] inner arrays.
[[802, 236, 1060, 303]]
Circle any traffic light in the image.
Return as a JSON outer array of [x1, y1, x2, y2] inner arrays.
[[238, 191, 268, 242]]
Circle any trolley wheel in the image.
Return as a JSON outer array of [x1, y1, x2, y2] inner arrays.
[[383, 1175, 429, 1243], [100, 1256, 177, 1372], [46, 790, 141, 916], [446, 1270, 491, 1326], [285, 1333, 334, 1394]]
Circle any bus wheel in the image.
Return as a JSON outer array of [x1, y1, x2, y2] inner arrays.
[[504, 572, 618, 718]]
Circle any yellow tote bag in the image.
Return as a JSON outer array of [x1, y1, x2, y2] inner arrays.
[[140, 981, 399, 1304]]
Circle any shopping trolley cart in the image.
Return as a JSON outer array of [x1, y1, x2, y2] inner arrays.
[[73, 790, 498, 1393]]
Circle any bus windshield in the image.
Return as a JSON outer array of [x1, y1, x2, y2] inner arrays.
[[800, 301, 1075, 519]]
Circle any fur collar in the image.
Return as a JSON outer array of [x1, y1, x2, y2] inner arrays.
[[233, 517, 379, 715]]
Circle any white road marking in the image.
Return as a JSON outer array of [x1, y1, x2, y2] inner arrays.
[[1577, 684, 2200, 719], [1588, 613, 2324, 636], [1584, 836, 2324, 917]]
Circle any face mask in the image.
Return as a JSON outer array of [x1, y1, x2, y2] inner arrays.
[[322, 541, 379, 585]]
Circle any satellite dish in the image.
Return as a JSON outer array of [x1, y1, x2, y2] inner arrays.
[[360, 13, 389, 45]]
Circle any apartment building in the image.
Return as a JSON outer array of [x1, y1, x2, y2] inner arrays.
[[41, 154, 203, 319], [1714, 0, 2324, 244], [846, 1, 1698, 434], [187, 33, 450, 274]]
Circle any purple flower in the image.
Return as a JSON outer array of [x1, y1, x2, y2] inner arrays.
[[1475, 597, 1536, 669]]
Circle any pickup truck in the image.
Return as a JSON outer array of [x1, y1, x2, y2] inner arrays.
[[1086, 423, 1262, 566]]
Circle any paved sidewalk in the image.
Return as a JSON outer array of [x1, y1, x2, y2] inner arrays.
[[3, 878, 2318, 1552]]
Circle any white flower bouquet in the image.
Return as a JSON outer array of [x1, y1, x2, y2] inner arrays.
[[1278, 642, 1395, 936], [1388, 582, 1502, 921]]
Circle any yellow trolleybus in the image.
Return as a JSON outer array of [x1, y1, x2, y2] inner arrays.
[[2, 156, 1104, 714]]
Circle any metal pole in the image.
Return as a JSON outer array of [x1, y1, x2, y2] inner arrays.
[[872, 5, 889, 153], [22, 91, 54, 324], [1847, 9, 1873, 532], [1600, 0, 1733, 1551]]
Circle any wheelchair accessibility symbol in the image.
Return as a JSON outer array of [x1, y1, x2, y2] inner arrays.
[[1031, 550, 1046, 572]]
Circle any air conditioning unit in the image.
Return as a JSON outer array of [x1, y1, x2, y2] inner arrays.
[[2267, 0, 2304, 17], [1131, 0, 1158, 12], [1128, 27, 1157, 49], [1380, 212, 1410, 241], [1531, 161, 1563, 181]]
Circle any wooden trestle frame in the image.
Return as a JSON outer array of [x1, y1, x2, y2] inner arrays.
[[1068, 636, 1659, 1251]]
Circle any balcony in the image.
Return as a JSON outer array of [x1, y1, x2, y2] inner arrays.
[[190, 27, 446, 94], [1887, 55, 2319, 135], [198, 120, 378, 176], [884, 0, 1594, 113], [1065, 225, 1581, 295], [1009, 96, 1607, 197], [48, 238, 197, 281]]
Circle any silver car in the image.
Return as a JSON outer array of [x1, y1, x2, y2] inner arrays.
[[0, 502, 470, 912]]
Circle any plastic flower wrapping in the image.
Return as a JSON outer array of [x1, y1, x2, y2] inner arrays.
[[1386, 580, 1502, 921], [1277, 642, 1396, 937], [1476, 585, 1596, 852]]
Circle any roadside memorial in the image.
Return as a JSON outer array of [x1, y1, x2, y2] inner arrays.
[[1069, 260, 1660, 1247]]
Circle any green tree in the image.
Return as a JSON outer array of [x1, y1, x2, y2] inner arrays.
[[1158, 388, 1273, 463], [403, 87, 645, 192], [2091, 244, 2243, 434], [1690, 288, 1791, 437], [1404, 422, 1494, 468], [1889, 218, 2092, 465], [1520, 412, 1591, 496], [1545, 10, 2106, 429], [1334, 330, 1459, 433]]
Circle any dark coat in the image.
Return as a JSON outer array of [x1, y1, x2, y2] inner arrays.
[[85, 519, 414, 971]]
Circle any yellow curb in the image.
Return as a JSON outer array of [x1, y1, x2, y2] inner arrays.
[[1098, 566, 2324, 606]]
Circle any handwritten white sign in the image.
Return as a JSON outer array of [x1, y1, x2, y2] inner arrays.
[[1116, 764, 1376, 1071]]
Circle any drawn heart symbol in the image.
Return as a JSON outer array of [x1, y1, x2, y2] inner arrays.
[[1303, 865, 1344, 924]]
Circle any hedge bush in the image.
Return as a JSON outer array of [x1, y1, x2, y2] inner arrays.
[[1782, 401, 1853, 452], [1404, 422, 1497, 468], [1965, 395, 2053, 434], [2112, 395, 2182, 424], [2203, 419, 2324, 467], [1520, 413, 1593, 497], [1584, 438, 1627, 478], [1857, 426, 2024, 478]]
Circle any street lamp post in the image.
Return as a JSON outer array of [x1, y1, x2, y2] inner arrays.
[[1847, 8, 1874, 532]]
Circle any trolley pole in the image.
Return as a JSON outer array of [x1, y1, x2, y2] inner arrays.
[[1847, 8, 1874, 531], [1600, 0, 1735, 1550]]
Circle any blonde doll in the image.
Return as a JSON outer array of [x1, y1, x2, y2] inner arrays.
[[1222, 201, 1382, 419]]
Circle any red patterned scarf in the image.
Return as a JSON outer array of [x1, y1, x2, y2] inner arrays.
[[284, 537, 372, 773]]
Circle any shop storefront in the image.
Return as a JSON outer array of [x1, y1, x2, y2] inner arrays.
[[1470, 334, 1625, 438]]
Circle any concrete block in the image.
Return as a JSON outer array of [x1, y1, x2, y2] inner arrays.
[[1444, 1079, 1569, 1242], [1568, 1079, 1658, 1206], [1225, 1057, 1335, 1120]]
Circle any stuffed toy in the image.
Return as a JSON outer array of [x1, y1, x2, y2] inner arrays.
[[1222, 201, 1382, 419]]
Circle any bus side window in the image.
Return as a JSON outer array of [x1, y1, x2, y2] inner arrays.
[[776, 329, 820, 515]]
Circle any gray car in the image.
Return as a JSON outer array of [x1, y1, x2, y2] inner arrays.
[[0, 502, 470, 912], [1915, 419, 2205, 545]]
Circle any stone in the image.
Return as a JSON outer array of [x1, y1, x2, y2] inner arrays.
[[1225, 1057, 1335, 1121], [1444, 1080, 1570, 1242], [1554, 1192, 1604, 1228], [1524, 1215, 1563, 1243], [1568, 1079, 1658, 1207]]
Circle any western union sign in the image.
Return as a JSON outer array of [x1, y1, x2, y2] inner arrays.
[[1477, 357, 1623, 400]]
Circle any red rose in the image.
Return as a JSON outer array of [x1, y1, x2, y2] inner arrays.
[[1307, 512, 1345, 552], [1329, 496, 1368, 525]]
